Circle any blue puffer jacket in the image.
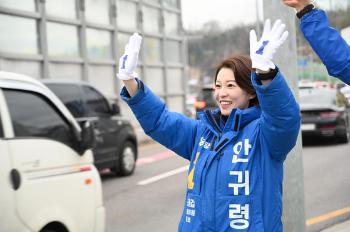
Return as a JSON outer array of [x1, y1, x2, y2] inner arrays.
[[300, 9, 350, 84], [120, 70, 300, 231]]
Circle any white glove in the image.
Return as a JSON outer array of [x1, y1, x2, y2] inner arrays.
[[250, 19, 289, 71], [117, 33, 142, 80]]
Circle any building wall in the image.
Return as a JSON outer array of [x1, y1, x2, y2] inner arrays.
[[0, 0, 188, 143]]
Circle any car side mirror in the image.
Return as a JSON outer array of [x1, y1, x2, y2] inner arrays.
[[76, 121, 96, 155], [110, 103, 120, 115]]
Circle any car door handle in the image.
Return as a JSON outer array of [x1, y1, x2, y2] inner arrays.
[[10, 169, 21, 190]]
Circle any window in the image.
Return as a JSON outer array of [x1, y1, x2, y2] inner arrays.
[[117, 0, 138, 30], [166, 69, 183, 94], [86, 28, 112, 59], [165, 40, 181, 63], [1, 60, 41, 79], [88, 65, 115, 97], [145, 68, 164, 94], [82, 86, 110, 116], [46, 0, 77, 19], [164, 12, 178, 35], [49, 63, 82, 80], [85, 0, 110, 25], [45, 84, 87, 118], [163, 0, 178, 9], [142, 6, 160, 33], [47, 22, 80, 57], [144, 37, 161, 64], [0, 14, 38, 55], [4, 89, 74, 147], [147, 0, 160, 5], [0, 0, 36, 12]]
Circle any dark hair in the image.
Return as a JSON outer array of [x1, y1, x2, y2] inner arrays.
[[214, 55, 259, 107]]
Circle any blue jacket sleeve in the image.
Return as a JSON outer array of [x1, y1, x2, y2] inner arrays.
[[300, 9, 350, 84], [120, 80, 198, 160], [252, 71, 301, 161]]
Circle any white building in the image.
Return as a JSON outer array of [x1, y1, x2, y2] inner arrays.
[[0, 0, 188, 142]]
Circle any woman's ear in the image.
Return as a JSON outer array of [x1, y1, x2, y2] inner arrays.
[[249, 94, 256, 100]]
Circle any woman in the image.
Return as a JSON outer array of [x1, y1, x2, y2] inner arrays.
[[118, 19, 300, 231]]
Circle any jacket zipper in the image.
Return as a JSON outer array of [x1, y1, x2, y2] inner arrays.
[[216, 152, 224, 160], [214, 138, 228, 153]]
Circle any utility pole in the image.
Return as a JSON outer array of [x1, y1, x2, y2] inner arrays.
[[309, 53, 314, 81], [262, 1, 306, 232], [255, 0, 261, 37]]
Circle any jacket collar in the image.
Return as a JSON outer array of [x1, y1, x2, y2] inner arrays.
[[198, 106, 261, 134]]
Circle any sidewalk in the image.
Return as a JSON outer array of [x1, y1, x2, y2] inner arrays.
[[321, 219, 350, 232]]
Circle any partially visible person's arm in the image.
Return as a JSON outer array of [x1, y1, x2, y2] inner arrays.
[[122, 79, 138, 97], [283, 0, 350, 84], [117, 33, 199, 160], [252, 70, 300, 161], [250, 19, 300, 161]]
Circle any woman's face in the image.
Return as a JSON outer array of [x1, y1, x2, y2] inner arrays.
[[214, 67, 255, 116]]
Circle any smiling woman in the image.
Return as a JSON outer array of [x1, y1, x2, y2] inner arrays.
[[117, 17, 300, 231]]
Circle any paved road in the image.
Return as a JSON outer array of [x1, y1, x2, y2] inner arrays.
[[102, 143, 187, 232], [303, 138, 350, 232], [102, 139, 350, 232]]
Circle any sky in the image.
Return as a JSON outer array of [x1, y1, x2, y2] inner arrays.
[[181, 0, 261, 30], [180, 0, 344, 31]]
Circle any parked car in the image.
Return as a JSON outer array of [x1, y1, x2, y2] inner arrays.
[[299, 81, 332, 89], [0, 71, 105, 232], [43, 80, 138, 176], [300, 88, 350, 143], [194, 84, 217, 114]]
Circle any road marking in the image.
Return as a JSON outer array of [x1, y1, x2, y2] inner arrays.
[[137, 165, 189, 186], [136, 151, 174, 166], [306, 207, 350, 226]]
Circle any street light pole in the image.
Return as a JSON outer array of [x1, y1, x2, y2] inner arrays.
[[262, 1, 306, 232], [255, 0, 261, 37]]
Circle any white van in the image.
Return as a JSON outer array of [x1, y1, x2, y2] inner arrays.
[[0, 71, 105, 232]]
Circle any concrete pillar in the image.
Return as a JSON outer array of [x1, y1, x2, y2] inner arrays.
[[262, 1, 306, 231]]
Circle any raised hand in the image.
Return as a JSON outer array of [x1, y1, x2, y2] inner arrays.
[[249, 19, 289, 72], [117, 33, 142, 80]]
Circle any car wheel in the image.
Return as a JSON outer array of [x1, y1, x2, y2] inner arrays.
[[338, 122, 350, 143], [113, 141, 136, 176]]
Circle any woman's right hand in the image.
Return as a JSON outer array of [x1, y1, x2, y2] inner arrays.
[[283, 0, 312, 12], [117, 33, 142, 96]]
